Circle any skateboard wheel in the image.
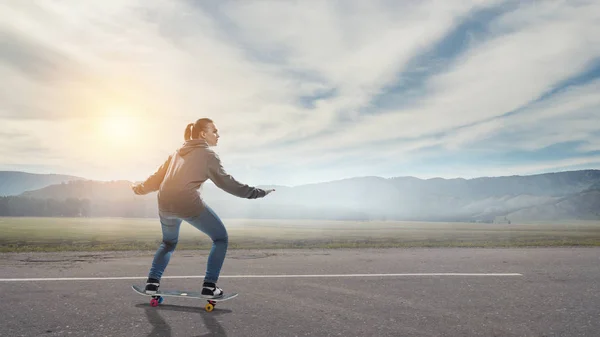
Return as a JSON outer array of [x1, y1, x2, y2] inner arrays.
[[150, 298, 159, 307], [157, 296, 164, 304], [205, 303, 214, 312]]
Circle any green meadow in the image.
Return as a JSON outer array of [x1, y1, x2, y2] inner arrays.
[[1, 217, 600, 252]]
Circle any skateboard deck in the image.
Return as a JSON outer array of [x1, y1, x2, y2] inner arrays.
[[132, 284, 238, 312]]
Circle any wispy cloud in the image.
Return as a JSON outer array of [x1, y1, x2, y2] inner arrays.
[[442, 78, 600, 151], [1, 0, 599, 184]]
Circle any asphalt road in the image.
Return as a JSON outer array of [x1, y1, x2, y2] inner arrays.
[[1, 247, 599, 336]]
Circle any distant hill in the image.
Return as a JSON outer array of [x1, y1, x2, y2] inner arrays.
[[3, 169, 600, 222], [19, 179, 151, 200], [0, 171, 84, 196], [237, 170, 600, 222], [505, 187, 600, 221]]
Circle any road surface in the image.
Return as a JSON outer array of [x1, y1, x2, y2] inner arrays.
[[1, 247, 599, 336]]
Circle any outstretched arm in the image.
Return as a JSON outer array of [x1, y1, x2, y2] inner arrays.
[[206, 152, 273, 199], [132, 155, 172, 195]]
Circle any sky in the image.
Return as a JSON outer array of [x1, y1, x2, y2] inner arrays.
[[1, 0, 600, 186]]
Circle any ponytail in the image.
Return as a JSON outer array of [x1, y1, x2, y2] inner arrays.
[[184, 118, 214, 141], [184, 123, 194, 141]]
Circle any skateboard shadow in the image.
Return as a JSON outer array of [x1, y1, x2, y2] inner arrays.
[[135, 303, 231, 337]]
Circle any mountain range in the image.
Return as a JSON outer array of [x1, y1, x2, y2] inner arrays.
[[0, 171, 84, 196], [1, 169, 599, 222]]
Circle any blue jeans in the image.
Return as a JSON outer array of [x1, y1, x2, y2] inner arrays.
[[148, 206, 228, 283]]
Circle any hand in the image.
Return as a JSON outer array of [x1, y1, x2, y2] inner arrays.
[[131, 183, 144, 195], [265, 188, 276, 195]]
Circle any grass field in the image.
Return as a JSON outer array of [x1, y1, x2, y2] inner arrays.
[[2, 217, 600, 252]]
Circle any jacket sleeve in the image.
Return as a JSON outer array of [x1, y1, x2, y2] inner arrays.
[[138, 155, 172, 194], [206, 152, 266, 199]]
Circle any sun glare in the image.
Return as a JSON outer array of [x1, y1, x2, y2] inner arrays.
[[100, 114, 135, 143]]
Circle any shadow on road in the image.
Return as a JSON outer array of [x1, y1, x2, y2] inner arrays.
[[135, 303, 231, 337]]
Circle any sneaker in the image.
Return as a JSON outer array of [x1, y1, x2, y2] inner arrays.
[[201, 282, 223, 298], [144, 278, 160, 294]]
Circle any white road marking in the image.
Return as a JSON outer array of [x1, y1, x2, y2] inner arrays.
[[0, 273, 522, 282]]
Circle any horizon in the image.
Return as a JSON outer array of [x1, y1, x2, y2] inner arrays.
[[2, 1, 600, 186], [3, 167, 599, 188]]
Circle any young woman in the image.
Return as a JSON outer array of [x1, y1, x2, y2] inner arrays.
[[132, 118, 274, 298]]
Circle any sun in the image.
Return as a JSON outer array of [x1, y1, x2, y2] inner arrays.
[[100, 114, 136, 143]]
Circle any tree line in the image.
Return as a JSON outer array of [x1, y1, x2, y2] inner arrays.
[[0, 196, 158, 218], [0, 196, 500, 222]]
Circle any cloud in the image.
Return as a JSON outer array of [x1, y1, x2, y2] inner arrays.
[[441, 78, 600, 152], [302, 1, 600, 146], [1, 0, 599, 184]]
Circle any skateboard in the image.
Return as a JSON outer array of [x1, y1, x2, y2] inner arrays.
[[131, 284, 239, 312]]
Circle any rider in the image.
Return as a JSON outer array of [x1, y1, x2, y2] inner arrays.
[[132, 118, 274, 298]]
